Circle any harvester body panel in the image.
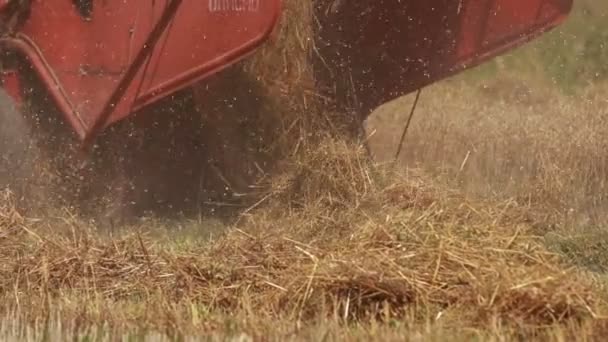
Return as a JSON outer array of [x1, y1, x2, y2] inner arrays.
[[0, 0, 281, 139], [314, 0, 573, 116]]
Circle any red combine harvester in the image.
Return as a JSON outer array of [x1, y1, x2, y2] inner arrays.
[[0, 0, 572, 216]]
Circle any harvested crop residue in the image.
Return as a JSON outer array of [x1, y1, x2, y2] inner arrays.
[[0, 138, 606, 340]]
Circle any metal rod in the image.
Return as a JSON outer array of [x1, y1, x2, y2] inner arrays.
[[394, 88, 422, 163], [81, 0, 183, 152]]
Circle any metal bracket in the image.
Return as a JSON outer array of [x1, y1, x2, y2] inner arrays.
[[81, 0, 184, 153]]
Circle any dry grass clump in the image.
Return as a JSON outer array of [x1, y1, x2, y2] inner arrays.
[[174, 0, 363, 213], [0, 139, 606, 338], [267, 138, 374, 211], [243, 0, 314, 102], [237, 0, 365, 143]]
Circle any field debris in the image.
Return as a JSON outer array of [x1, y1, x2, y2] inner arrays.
[[0, 139, 605, 337]]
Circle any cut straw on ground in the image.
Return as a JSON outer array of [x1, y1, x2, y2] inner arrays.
[[1, 138, 607, 339]]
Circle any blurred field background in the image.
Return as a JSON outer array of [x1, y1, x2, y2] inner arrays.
[[1, 1, 608, 341], [367, 0, 608, 241]]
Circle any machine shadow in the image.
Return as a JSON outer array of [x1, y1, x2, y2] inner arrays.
[[75, 65, 283, 226]]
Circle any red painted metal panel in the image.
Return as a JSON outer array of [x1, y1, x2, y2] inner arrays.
[[456, 0, 572, 66], [1, 0, 281, 139], [313, 0, 572, 117]]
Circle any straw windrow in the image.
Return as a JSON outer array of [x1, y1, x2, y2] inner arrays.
[[0, 138, 607, 338]]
